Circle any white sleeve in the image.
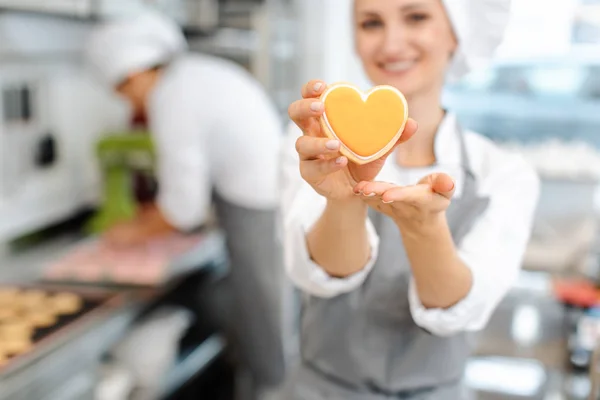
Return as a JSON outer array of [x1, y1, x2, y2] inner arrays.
[[151, 95, 211, 231], [408, 155, 540, 336], [279, 122, 380, 298]]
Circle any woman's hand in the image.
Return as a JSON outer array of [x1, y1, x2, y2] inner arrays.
[[288, 79, 418, 202], [102, 203, 176, 248], [354, 173, 455, 233], [356, 173, 475, 311], [103, 220, 151, 248]]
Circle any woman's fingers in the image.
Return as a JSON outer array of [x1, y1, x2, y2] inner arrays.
[[288, 79, 327, 132], [379, 185, 429, 204], [300, 157, 348, 182], [418, 173, 455, 199], [288, 99, 325, 133], [296, 136, 341, 161], [353, 181, 397, 196], [396, 118, 419, 145], [355, 173, 455, 204], [379, 181, 453, 205], [301, 80, 327, 99]]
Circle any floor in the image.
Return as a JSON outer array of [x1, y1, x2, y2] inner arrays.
[[466, 270, 593, 399]]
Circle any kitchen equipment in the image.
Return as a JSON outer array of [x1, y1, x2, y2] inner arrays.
[[109, 306, 194, 399], [0, 80, 40, 198], [0, 67, 127, 244], [0, 283, 134, 400], [0, 287, 104, 366], [0, 11, 130, 245], [0, 0, 145, 19], [0, 0, 220, 31], [590, 336, 600, 399], [86, 133, 155, 234], [42, 229, 226, 287]]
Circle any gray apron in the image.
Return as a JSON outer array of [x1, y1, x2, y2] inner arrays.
[[282, 122, 489, 399], [213, 194, 287, 393]]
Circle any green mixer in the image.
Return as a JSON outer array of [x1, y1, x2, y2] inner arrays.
[[86, 132, 156, 234]]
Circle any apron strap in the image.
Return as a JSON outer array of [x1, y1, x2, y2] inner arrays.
[[369, 115, 479, 227], [454, 117, 478, 199]]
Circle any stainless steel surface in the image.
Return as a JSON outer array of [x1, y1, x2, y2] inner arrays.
[[0, 234, 86, 283], [0, 229, 227, 286], [159, 333, 227, 398], [0, 293, 141, 400], [0, 229, 228, 400]]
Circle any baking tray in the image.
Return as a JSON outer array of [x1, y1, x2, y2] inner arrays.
[[40, 230, 226, 288], [0, 283, 126, 376], [0, 283, 140, 400]]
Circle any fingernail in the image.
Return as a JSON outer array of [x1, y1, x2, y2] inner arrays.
[[314, 82, 323, 91], [335, 156, 344, 164], [382, 199, 394, 204], [364, 192, 376, 197], [310, 102, 324, 112], [326, 140, 340, 150]]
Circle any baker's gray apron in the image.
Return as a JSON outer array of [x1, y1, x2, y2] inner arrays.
[[282, 122, 489, 399], [213, 194, 286, 392]]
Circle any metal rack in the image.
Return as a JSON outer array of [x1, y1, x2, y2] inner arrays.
[[188, 0, 298, 115]]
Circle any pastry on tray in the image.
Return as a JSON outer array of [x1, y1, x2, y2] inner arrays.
[[20, 310, 57, 328], [0, 320, 34, 339], [0, 287, 20, 304], [0, 307, 19, 321], [0, 337, 32, 356], [18, 290, 48, 309], [49, 292, 83, 315]]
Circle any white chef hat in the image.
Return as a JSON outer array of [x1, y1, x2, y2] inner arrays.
[[85, 9, 188, 87], [442, 0, 512, 82]]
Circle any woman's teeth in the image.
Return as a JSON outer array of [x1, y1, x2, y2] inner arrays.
[[382, 61, 416, 72]]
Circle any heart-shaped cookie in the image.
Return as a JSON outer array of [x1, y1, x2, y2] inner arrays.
[[320, 83, 408, 165]]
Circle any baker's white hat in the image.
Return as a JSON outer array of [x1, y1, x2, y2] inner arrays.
[[442, 0, 512, 81], [85, 9, 187, 87]]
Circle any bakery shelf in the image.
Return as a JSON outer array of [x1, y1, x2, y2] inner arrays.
[[159, 333, 227, 399]]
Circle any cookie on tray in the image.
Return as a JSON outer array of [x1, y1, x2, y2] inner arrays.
[[0, 288, 20, 306], [0, 320, 34, 339], [0, 307, 19, 321], [49, 292, 83, 315], [0, 337, 32, 356], [20, 311, 57, 328], [18, 290, 48, 311]]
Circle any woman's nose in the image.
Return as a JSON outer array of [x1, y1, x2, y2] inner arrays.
[[381, 26, 409, 57]]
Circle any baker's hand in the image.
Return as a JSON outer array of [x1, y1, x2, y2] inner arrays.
[[288, 79, 418, 202], [354, 173, 455, 231], [103, 221, 152, 248], [103, 203, 177, 248]]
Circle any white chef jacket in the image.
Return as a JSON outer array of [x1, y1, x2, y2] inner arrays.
[[280, 112, 540, 337], [147, 54, 283, 231]]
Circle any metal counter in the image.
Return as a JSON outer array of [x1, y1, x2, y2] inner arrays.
[[0, 229, 229, 400]]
